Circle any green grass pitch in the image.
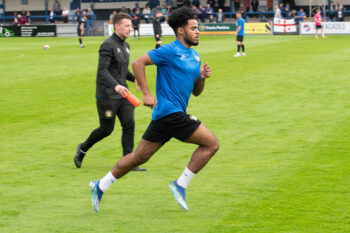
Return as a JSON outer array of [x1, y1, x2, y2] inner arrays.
[[1, 35, 350, 232]]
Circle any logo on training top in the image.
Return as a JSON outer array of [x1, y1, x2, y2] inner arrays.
[[117, 48, 121, 53], [190, 115, 198, 121], [125, 47, 129, 54], [180, 54, 186, 60], [195, 55, 200, 62], [105, 110, 113, 118], [303, 24, 312, 32]]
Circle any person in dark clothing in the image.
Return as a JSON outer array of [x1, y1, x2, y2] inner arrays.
[[153, 11, 164, 49], [77, 15, 88, 48], [251, 0, 259, 16], [74, 13, 146, 171], [336, 5, 344, 21], [131, 13, 141, 39]]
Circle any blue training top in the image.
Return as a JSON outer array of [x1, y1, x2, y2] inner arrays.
[[147, 40, 201, 120], [237, 18, 245, 36]]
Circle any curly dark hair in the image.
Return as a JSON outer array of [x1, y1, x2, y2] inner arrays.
[[167, 6, 196, 36]]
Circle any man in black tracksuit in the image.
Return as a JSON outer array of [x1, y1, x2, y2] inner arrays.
[[152, 11, 164, 49], [74, 13, 146, 171]]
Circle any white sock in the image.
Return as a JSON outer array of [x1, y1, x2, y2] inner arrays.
[[98, 171, 117, 192], [177, 167, 196, 188]]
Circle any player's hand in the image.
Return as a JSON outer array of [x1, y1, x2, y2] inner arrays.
[[115, 85, 129, 97], [155, 34, 159, 38], [143, 94, 156, 109], [135, 80, 141, 92], [199, 62, 212, 79]]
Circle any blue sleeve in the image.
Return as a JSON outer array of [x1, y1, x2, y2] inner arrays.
[[147, 44, 173, 65]]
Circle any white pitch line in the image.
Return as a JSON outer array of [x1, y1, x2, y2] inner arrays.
[[0, 53, 25, 61]]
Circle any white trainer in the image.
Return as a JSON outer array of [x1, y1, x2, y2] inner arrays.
[[242, 52, 246, 56], [233, 53, 241, 57]]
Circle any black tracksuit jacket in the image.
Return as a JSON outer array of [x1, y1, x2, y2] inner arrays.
[[95, 33, 135, 99]]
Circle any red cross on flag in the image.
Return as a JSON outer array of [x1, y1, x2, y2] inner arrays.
[[273, 18, 297, 33]]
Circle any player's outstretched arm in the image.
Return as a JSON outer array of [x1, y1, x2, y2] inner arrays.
[[132, 54, 157, 109], [193, 62, 212, 96]]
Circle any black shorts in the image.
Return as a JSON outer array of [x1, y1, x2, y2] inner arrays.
[[142, 111, 201, 143], [316, 25, 323, 29], [236, 35, 244, 42], [77, 29, 83, 36], [97, 97, 134, 120]]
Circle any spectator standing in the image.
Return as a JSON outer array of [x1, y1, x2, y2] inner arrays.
[[216, 8, 225, 23], [328, 1, 336, 21], [53, 0, 61, 17], [49, 9, 55, 24], [274, 5, 281, 18], [336, 5, 344, 21], [258, 1, 268, 22], [251, 0, 259, 15], [75, 8, 82, 22], [109, 11, 117, 24], [295, 8, 306, 24], [86, 8, 94, 19], [62, 7, 69, 23], [13, 12, 18, 25], [279, 3, 285, 17], [194, 5, 203, 22], [26, 11, 31, 24], [143, 6, 151, 23], [284, 5, 290, 19], [205, 3, 214, 20]]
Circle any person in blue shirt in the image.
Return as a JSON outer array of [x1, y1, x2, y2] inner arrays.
[[295, 8, 306, 24], [234, 12, 246, 57], [89, 6, 220, 213]]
